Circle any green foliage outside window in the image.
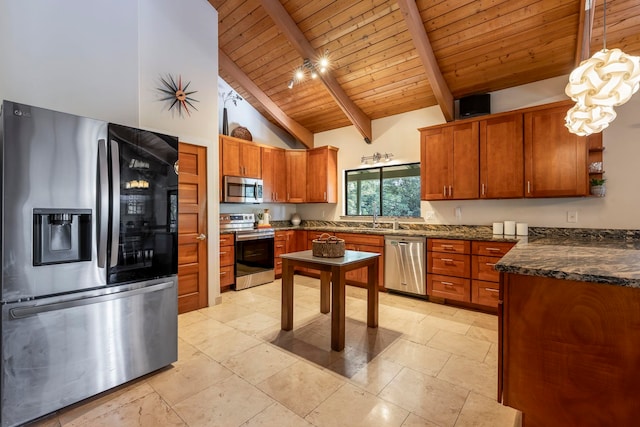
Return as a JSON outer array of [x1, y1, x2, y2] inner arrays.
[[345, 163, 420, 217]]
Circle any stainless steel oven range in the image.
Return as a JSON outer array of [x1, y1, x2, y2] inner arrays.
[[220, 213, 274, 290]]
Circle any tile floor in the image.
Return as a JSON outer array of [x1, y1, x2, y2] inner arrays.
[[31, 276, 521, 427]]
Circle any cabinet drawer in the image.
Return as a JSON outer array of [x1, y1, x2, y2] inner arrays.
[[274, 241, 287, 257], [428, 252, 470, 277], [472, 255, 500, 282], [428, 274, 470, 302], [220, 233, 235, 246], [472, 241, 515, 257], [220, 247, 235, 267], [275, 257, 283, 276], [428, 239, 470, 254], [472, 280, 499, 307], [220, 265, 234, 287], [274, 230, 288, 241], [335, 232, 384, 247]]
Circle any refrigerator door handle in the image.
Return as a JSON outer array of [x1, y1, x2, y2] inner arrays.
[[98, 139, 109, 268], [8, 281, 175, 319], [110, 140, 121, 267]]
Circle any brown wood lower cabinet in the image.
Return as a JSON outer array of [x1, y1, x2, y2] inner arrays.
[[334, 233, 384, 290], [274, 230, 296, 277], [500, 273, 640, 426], [428, 239, 514, 309], [219, 233, 235, 291], [471, 241, 515, 308]]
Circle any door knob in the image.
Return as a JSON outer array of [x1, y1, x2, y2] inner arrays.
[[196, 233, 207, 241]]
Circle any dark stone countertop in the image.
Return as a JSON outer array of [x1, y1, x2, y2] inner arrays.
[[222, 220, 640, 288]]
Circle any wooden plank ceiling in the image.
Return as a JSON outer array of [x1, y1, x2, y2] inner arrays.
[[210, 0, 640, 145]]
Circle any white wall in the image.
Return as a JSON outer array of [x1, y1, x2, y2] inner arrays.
[[297, 75, 640, 230], [0, 0, 139, 124], [1, 0, 222, 305], [218, 77, 302, 149]]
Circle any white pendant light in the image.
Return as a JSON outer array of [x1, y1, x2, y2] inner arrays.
[[565, 103, 616, 136], [565, 0, 640, 135]]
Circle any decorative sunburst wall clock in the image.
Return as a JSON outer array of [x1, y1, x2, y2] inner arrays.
[[157, 74, 199, 117]]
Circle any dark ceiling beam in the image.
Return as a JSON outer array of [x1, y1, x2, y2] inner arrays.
[[397, 0, 454, 122], [575, 0, 597, 66], [260, 0, 373, 144], [219, 49, 314, 148]]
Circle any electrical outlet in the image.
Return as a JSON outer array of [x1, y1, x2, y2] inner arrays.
[[455, 206, 462, 220], [567, 211, 578, 223], [426, 211, 435, 220]]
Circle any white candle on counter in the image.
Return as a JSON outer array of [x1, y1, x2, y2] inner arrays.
[[504, 220, 516, 236]]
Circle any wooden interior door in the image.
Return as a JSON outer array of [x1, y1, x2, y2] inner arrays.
[[177, 142, 208, 314]]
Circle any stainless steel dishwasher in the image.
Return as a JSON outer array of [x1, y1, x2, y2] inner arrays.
[[384, 236, 426, 296]]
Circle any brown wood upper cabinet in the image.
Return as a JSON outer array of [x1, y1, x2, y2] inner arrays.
[[286, 150, 307, 203], [420, 122, 479, 200], [524, 103, 589, 197], [306, 146, 338, 203], [480, 114, 524, 198], [261, 146, 286, 203], [220, 135, 261, 179]]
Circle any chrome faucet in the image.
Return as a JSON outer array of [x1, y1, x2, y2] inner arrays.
[[372, 201, 378, 228]]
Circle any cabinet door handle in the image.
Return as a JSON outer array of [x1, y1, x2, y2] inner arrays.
[[485, 262, 497, 267], [527, 181, 531, 194], [442, 258, 454, 263], [485, 288, 499, 293], [220, 251, 227, 255], [482, 183, 485, 196], [441, 281, 454, 286], [443, 186, 447, 197], [324, 191, 327, 201], [449, 185, 452, 197], [441, 244, 454, 250], [220, 271, 227, 276], [486, 247, 501, 252]]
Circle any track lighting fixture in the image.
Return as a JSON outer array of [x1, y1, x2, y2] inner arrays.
[[287, 51, 330, 89], [361, 152, 394, 165]]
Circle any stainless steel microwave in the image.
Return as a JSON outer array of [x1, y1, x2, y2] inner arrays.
[[223, 176, 263, 203]]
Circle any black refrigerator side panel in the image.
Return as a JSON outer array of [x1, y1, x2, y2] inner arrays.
[[107, 124, 178, 285]]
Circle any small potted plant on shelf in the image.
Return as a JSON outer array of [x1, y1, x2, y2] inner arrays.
[[590, 177, 606, 197]]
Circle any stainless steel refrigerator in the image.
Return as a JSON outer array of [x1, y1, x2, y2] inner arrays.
[[0, 101, 179, 427]]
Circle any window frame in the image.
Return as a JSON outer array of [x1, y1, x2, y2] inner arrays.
[[343, 162, 421, 218]]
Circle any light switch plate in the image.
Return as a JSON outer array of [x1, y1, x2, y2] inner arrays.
[[567, 211, 578, 223]]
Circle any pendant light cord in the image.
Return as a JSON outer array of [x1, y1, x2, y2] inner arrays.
[[603, 0, 607, 49]]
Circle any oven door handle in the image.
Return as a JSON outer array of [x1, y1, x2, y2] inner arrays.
[[236, 233, 274, 241]]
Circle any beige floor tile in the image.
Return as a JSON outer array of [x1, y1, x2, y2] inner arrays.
[[241, 402, 314, 427], [173, 374, 273, 427], [198, 328, 262, 362], [222, 343, 298, 385], [419, 313, 473, 335], [428, 330, 491, 362], [305, 383, 409, 427], [349, 357, 404, 395], [178, 310, 210, 328], [197, 302, 255, 323], [381, 339, 451, 376], [225, 312, 281, 335], [484, 343, 498, 368], [379, 305, 427, 332], [454, 392, 520, 427], [65, 392, 185, 427], [437, 355, 497, 400], [380, 368, 469, 427], [58, 382, 155, 426], [401, 413, 441, 427], [465, 325, 498, 344], [257, 361, 344, 418], [147, 351, 233, 406], [178, 317, 234, 348]]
